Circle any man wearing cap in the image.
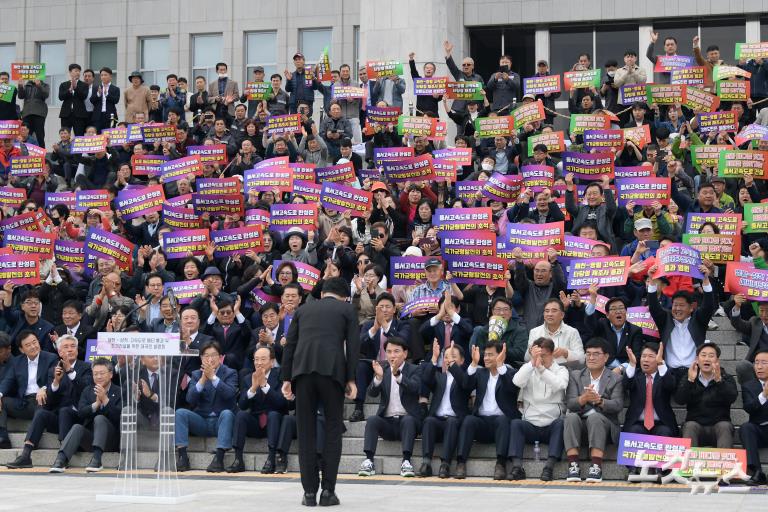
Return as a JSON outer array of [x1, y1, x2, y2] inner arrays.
[[622, 201, 675, 242], [711, 176, 736, 211], [58, 64, 90, 135], [241, 66, 265, 118], [285, 53, 319, 117], [533, 60, 560, 124], [124, 71, 152, 123], [620, 217, 658, 261], [190, 267, 229, 325]]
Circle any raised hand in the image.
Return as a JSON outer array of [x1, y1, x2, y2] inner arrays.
[[471, 345, 481, 367], [626, 346, 637, 367], [656, 342, 665, 366], [372, 360, 384, 380]]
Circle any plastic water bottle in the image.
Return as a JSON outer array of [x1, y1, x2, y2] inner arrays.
[[533, 441, 541, 462]]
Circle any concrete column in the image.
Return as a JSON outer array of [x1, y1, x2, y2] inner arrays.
[[746, 16, 761, 44], [638, 22, 654, 83]]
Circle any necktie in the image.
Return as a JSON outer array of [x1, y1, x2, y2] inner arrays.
[[378, 329, 387, 361], [644, 374, 655, 431], [444, 322, 453, 348], [259, 412, 268, 429], [150, 373, 157, 392], [223, 325, 229, 338], [67, 328, 73, 335]]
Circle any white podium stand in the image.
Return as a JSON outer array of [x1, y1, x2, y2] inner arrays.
[[94, 332, 198, 505]]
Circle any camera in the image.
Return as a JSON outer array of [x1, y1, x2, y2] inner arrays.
[[370, 228, 382, 239], [499, 65, 510, 73]]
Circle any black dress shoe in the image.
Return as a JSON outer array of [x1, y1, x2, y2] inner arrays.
[[206, 456, 225, 473], [540, 466, 554, 482], [319, 490, 340, 506], [176, 453, 191, 472], [275, 453, 288, 473], [226, 458, 246, 473], [417, 462, 432, 477], [348, 409, 365, 422], [454, 462, 467, 479], [507, 465, 526, 481], [438, 462, 450, 479], [0, 438, 11, 450], [6, 454, 33, 469], [302, 492, 317, 506], [745, 471, 768, 486], [493, 462, 506, 480], [261, 458, 276, 474]]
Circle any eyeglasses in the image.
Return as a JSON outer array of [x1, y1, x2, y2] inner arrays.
[[92, 371, 110, 377], [23, 300, 41, 306], [585, 352, 605, 359], [201, 353, 219, 359], [755, 361, 768, 367], [219, 310, 234, 315]]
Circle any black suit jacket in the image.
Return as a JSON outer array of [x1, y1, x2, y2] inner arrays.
[[584, 314, 645, 367], [281, 297, 360, 388], [623, 367, 679, 435], [58, 80, 90, 119], [369, 362, 423, 418], [203, 319, 251, 370], [419, 317, 474, 355], [77, 382, 122, 429], [422, 361, 472, 419], [359, 318, 411, 360], [45, 360, 93, 410], [648, 286, 717, 360], [725, 300, 768, 363], [89, 83, 120, 120], [237, 369, 289, 415], [743, 378, 768, 426], [53, 323, 97, 360], [124, 221, 161, 248], [467, 365, 520, 418], [136, 366, 161, 420], [244, 324, 285, 371], [0, 352, 58, 404]]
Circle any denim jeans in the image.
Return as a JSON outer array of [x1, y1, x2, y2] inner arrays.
[[174, 408, 234, 449]]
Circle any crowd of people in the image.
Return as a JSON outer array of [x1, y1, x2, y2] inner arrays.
[[1, 30, 768, 487]]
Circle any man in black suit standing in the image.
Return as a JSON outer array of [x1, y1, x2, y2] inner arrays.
[[5, 335, 91, 468], [281, 277, 359, 507], [90, 67, 120, 132], [740, 350, 768, 485], [0, 332, 58, 448], [622, 342, 679, 438], [584, 288, 645, 373], [357, 337, 422, 479], [58, 63, 90, 136], [52, 300, 96, 361], [418, 340, 471, 478]]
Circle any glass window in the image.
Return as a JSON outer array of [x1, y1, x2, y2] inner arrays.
[[245, 31, 277, 82], [595, 25, 638, 68], [468, 28, 503, 82], [549, 27, 593, 75], [701, 19, 746, 62], [38, 42, 67, 107], [140, 37, 169, 87], [90, 40, 118, 84], [0, 44, 15, 75], [299, 28, 332, 65], [192, 34, 223, 84]]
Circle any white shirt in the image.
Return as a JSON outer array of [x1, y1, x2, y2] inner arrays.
[[368, 320, 393, 361], [468, 364, 508, 417], [382, 368, 407, 417], [26, 355, 40, 395], [513, 361, 569, 427], [435, 371, 456, 418], [583, 369, 605, 417], [246, 369, 272, 399], [85, 84, 94, 112], [526, 322, 584, 364], [101, 82, 111, 112], [66, 322, 80, 336], [626, 365, 668, 421]]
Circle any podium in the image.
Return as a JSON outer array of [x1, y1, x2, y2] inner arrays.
[[94, 332, 198, 505]]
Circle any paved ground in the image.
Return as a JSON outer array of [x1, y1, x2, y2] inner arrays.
[[0, 472, 767, 511]]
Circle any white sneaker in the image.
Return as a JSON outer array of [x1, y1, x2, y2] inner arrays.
[[400, 459, 415, 477], [358, 458, 375, 477], [715, 306, 726, 317]]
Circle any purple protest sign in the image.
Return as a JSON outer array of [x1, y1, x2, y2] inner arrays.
[[45, 191, 76, 210], [166, 193, 191, 207], [652, 243, 703, 279], [270, 203, 318, 232], [0, 254, 40, 285], [315, 162, 357, 184], [455, 181, 484, 203], [320, 182, 373, 216], [245, 209, 271, 228], [271, 260, 320, 291], [161, 229, 210, 259], [243, 167, 294, 193], [400, 296, 439, 318], [616, 432, 691, 469], [373, 147, 414, 166], [292, 180, 321, 202], [115, 185, 165, 220], [626, 306, 660, 338], [54, 239, 85, 275], [615, 165, 654, 179], [389, 256, 434, 285], [164, 280, 206, 304], [162, 203, 202, 229], [75, 190, 110, 212], [160, 156, 202, 183], [482, 172, 522, 203], [559, 235, 609, 265], [615, 177, 671, 206], [249, 288, 280, 311], [443, 255, 507, 286], [567, 256, 631, 289], [83, 227, 134, 276], [289, 162, 316, 182], [562, 152, 615, 181], [433, 207, 494, 232], [210, 226, 262, 257], [438, 230, 497, 258], [521, 165, 555, 193]]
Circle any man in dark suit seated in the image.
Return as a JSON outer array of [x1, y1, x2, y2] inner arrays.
[[418, 340, 471, 478], [583, 287, 645, 374], [146, 296, 180, 333], [468, 297, 528, 365], [726, 293, 768, 385], [3, 288, 55, 354], [228, 345, 289, 474], [5, 335, 92, 468], [51, 300, 96, 361], [357, 337, 422, 478], [49, 359, 121, 473], [177, 308, 213, 409], [175, 341, 238, 473], [351, 293, 410, 423], [740, 350, 768, 485], [674, 342, 737, 448], [203, 296, 251, 371], [0, 331, 58, 448], [419, 292, 473, 361], [243, 303, 285, 375], [456, 342, 518, 480], [134, 355, 163, 428], [563, 338, 624, 483]]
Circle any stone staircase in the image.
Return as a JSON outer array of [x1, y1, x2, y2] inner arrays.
[[1, 315, 766, 481]]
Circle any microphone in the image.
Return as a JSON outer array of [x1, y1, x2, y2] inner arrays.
[[167, 287, 178, 313]]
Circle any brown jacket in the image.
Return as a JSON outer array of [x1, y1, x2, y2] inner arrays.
[[123, 84, 152, 123], [694, 47, 723, 91]]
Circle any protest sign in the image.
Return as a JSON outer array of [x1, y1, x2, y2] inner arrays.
[[288, 162, 316, 182], [271, 260, 321, 291], [718, 149, 768, 179], [0, 120, 21, 138], [161, 156, 202, 183], [141, 124, 176, 143], [101, 126, 128, 146], [365, 60, 403, 78], [444, 255, 507, 287], [712, 65, 752, 81], [583, 129, 624, 151], [692, 144, 732, 170], [244, 209, 270, 228], [187, 144, 228, 165], [716, 80, 750, 101], [54, 240, 84, 274], [75, 190, 110, 212], [432, 158, 458, 182], [615, 177, 671, 206], [682, 233, 740, 263], [266, 114, 302, 136], [735, 42, 768, 60], [473, 116, 515, 138], [482, 172, 523, 203], [192, 193, 244, 217], [445, 81, 484, 100], [562, 152, 614, 180], [210, 226, 262, 257], [615, 165, 653, 179], [397, 116, 437, 137], [320, 182, 373, 216], [697, 110, 739, 134], [253, 156, 290, 171], [511, 100, 545, 129], [646, 84, 687, 105], [244, 167, 294, 192], [249, 287, 281, 311], [164, 280, 206, 305], [115, 185, 165, 220], [332, 84, 365, 99], [677, 447, 748, 478], [653, 243, 704, 279], [569, 114, 610, 135], [196, 177, 241, 196], [686, 212, 741, 235], [567, 256, 631, 288], [506, 221, 565, 252], [433, 207, 493, 232], [161, 203, 202, 229], [559, 235, 609, 263], [366, 106, 401, 127], [45, 191, 76, 210], [726, 262, 768, 300], [0, 254, 40, 285], [3, 229, 55, 258], [0, 212, 37, 233], [654, 55, 694, 72], [684, 86, 721, 112], [84, 228, 133, 276], [413, 76, 448, 96], [0, 83, 15, 103], [735, 123, 768, 146], [626, 306, 660, 338], [455, 181, 484, 203], [616, 433, 692, 469], [521, 165, 555, 192], [439, 230, 497, 258], [11, 63, 45, 81], [400, 297, 439, 318], [389, 256, 434, 285], [161, 229, 210, 259], [244, 81, 273, 101], [523, 75, 561, 95], [527, 131, 565, 156], [623, 125, 653, 149], [374, 147, 415, 166], [670, 66, 707, 86], [563, 69, 601, 89], [71, 135, 106, 154], [9, 155, 44, 177], [382, 154, 435, 182], [744, 202, 768, 233], [292, 180, 322, 203], [131, 154, 168, 176], [619, 84, 649, 105], [316, 46, 332, 81], [315, 162, 357, 184], [269, 203, 318, 232]]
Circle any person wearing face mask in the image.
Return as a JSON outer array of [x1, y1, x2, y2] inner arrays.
[[208, 62, 239, 124], [599, 60, 621, 113]]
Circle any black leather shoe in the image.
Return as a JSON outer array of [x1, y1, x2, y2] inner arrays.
[[6, 454, 33, 469], [176, 453, 190, 472], [493, 462, 506, 480], [454, 462, 466, 479], [49, 453, 68, 473], [417, 462, 432, 477], [438, 462, 450, 479], [507, 465, 526, 481], [275, 453, 288, 473], [206, 456, 225, 473], [745, 471, 768, 486], [348, 409, 365, 422], [319, 490, 340, 506], [540, 466, 554, 482], [261, 458, 276, 474], [302, 492, 317, 506], [226, 458, 245, 473]]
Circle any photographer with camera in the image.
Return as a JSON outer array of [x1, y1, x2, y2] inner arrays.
[[485, 55, 521, 115]]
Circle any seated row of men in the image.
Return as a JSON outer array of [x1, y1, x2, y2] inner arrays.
[[2, 319, 767, 484]]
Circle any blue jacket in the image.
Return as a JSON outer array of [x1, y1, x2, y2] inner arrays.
[[285, 69, 319, 113], [186, 364, 238, 416]]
